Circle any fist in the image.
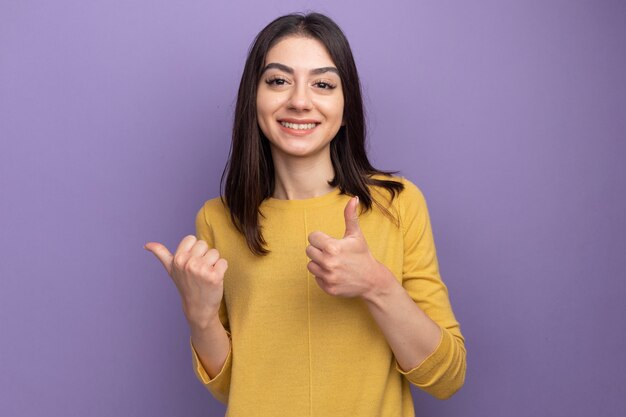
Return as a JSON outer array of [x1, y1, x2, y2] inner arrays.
[[306, 196, 383, 298], [144, 235, 228, 328]]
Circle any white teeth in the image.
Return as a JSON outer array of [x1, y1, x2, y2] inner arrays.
[[280, 122, 317, 130]]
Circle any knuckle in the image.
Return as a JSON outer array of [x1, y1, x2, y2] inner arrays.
[[325, 242, 340, 256], [186, 257, 202, 273], [173, 254, 187, 270], [205, 271, 222, 286], [196, 261, 211, 276], [325, 259, 338, 270]]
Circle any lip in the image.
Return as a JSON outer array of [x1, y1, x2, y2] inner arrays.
[[277, 118, 321, 124]]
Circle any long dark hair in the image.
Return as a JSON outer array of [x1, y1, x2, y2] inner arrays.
[[221, 12, 404, 255]]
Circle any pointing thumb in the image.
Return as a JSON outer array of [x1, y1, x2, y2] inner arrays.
[[343, 196, 360, 238], [144, 242, 174, 275]]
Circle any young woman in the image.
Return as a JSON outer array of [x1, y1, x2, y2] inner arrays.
[[145, 12, 466, 416]]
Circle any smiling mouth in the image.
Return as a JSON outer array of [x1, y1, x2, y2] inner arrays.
[[279, 121, 319, 130]]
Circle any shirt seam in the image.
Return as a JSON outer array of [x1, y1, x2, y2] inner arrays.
[[304, 208, 313, 417]]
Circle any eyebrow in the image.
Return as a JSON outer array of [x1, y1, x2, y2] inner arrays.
[[261, 62, 340, 76]]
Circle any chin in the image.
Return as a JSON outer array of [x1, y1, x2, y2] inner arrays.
[[272, 142, 329, 160]]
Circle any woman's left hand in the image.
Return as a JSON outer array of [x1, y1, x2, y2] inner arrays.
[[306, 197, 390, 299]]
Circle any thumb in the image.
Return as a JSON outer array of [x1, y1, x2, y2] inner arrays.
[[343, 196, 361, 238], [144, 242, 173, 275]]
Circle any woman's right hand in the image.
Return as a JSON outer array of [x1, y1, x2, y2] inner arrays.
[[144, 235, 228, 328]]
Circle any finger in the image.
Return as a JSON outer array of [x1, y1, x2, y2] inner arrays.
[[309, 267, 337, 296], [305, 244, 325, 264], [307, 260, 326, 279], [144, 242, 174, 275], [203, 248, 220, 266], [189, 239, 209, 258], [343, 196, 360, 238], [312, 274, 328, 293], [175, 235, 197, 255], [308, 231, 333, 249], [213, 258, 229, 276]]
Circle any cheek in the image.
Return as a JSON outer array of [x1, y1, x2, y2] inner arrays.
[[317, 98, 344, 123], [256, 92, 283, 118], [255, 98, 280, 140], [337, 100, 345, 121], [256, 110, 271, 138], [256, 95, 272, 131]]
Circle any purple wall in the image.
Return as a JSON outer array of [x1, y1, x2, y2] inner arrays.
[[1, 1, 625, 416]]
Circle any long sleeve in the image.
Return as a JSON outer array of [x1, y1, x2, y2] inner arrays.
[[395, 178, 466, 399], [185, 184, 464, 415], [189, 202, 233, 404]]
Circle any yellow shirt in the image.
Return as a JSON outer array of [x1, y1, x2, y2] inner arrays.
[[190, 177, 466, 416]]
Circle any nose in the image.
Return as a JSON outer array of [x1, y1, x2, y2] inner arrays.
[[287, 83, 313, 111]]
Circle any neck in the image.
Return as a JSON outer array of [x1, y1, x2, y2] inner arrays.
[[271, 149, 336, 200]]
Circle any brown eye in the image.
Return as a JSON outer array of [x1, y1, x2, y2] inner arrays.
[[314, 81, 336, 90], [266, 77, 288, 86]]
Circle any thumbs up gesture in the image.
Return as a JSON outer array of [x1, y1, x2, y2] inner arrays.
[[144, 235, 228, 328], [306, 197, 384, 299]]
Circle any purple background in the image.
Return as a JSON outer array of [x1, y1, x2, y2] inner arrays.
[[1, 1, 625, 416]]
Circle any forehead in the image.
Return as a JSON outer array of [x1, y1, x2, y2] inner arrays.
[[264, 36, 336, 69]]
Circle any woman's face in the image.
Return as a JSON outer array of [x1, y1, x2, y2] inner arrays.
[[256, 36, 344, 162]]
